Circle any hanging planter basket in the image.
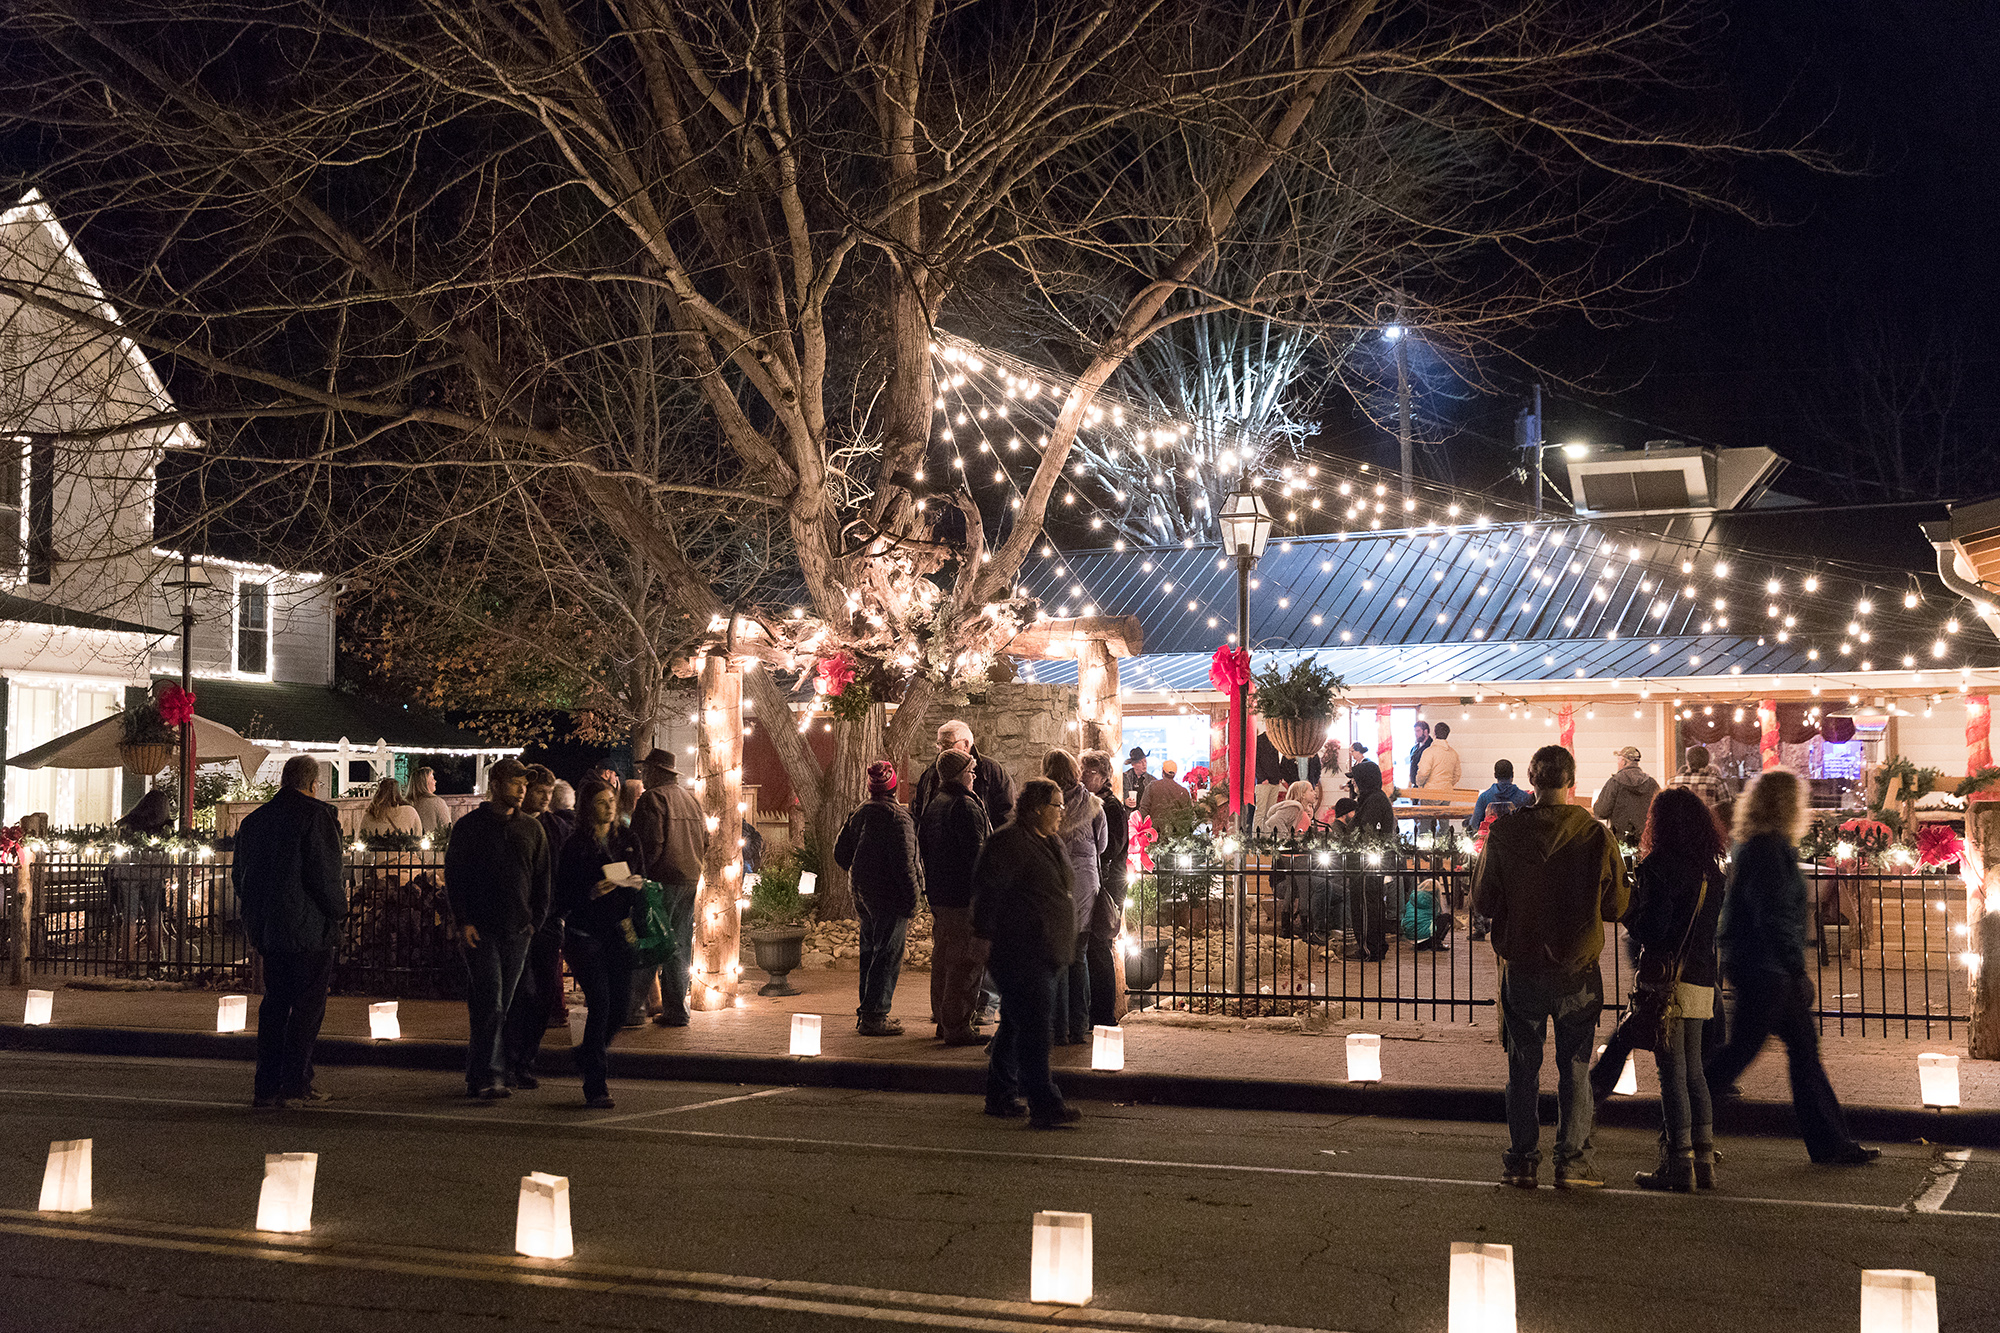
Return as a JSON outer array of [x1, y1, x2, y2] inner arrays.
[[118, 742, 174, 774], [1262, 716, 1328, 759]]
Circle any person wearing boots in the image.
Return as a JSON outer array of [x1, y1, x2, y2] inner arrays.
[[835, 761, 923, 1035]]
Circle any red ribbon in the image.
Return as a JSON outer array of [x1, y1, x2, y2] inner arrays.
[[1127, 814, 1158, 874], [1208, 647, 1253, 815], [158, 684, 198, 727]]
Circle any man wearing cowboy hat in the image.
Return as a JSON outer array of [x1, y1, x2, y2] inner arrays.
[[629, 748, 709, 1026], [1121, 746, 1151, 807]]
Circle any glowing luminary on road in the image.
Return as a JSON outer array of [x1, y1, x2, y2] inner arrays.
[[23, 989, 52, 1025], [1917, 1052, 1959, 1109], [1448, 1241, 1515, 1333], [1030, 1210, 1092, 1305], [1346, 1032, 1382, 1083], [1595, 1045, 1638, 1095], [1860, 1269, 1938, 1333], [369, 1001, 401, 1041], [516, 1173, 573, 1259], [256, 1152, 318, 1232], [217, 994, 248, 1033], [1090, 1025, 1124, 1071], [39, 1139, 91, 1212], [791, 1013, 823, 1056]]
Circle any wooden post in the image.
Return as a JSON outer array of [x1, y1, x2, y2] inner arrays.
[[692, 652, 743, 1011], [1076, 638, 1120, 755], [1965, 802, 2000, 1058], [7, 839, 29, 986]]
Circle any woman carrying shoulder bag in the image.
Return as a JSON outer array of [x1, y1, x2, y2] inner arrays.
[[1625, 787, 1726, 1191]]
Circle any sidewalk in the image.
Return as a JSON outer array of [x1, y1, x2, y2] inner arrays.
[[3, 974, 1995, 1147]]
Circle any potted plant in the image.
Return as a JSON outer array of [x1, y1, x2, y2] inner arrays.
[[743, 847, 814, 995], [1252, 658, 1346, 757], [116, 686, 181, 775]]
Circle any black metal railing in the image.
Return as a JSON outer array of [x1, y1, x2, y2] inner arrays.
[[3, 846, 463, 998], [1121, 851, 1967, 1038]]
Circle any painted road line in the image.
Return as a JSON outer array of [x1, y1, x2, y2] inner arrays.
[[587, 1085, 794, 1125], [0, 1210, 1344, 1333], [1909, 1148, 1974, 1213], [2, 1084, 1990, 1223]]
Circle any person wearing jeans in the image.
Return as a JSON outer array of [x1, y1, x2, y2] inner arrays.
[[918, 747, 993, 1044], [629, 748, 711, 1027], [231, 755, 347, 1109], [1498, 963, 1604, 1179], [835, 760, 923, 1035], [1471, 744, 1629, 1188], [446, 757, 553, 1099]]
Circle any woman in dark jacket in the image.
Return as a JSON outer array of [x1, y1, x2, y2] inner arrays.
[[1625, 787, 1727, 1191], [834, 761, 924, 1036], [1081, 750, 1128, 1029], [1704, 769, 1879, 1167], [556, 781, 646, 1109], [971, 778, 1082, 1129]]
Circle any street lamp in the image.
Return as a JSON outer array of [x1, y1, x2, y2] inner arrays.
[[161, 555, 212, 831], [1217, 476, 1271, 1001]]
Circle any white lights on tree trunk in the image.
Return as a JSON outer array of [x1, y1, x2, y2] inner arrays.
[[1346, 1032, 1382, 1083], [790, 1013, 823, 1057], [1090, 1025, 1124, 1070], [217, 994, 248, 1033], [23, 989, 53, 1025], [1030, 1210, 1092, 1306], [39, 1139, 91, 1212], [256, 1152, 318, 1232], [368, 1001, 401, 1040], [1860, 1270, 1938, 1333], [1917, 1053, 1959, 1108], [1448, 1241, 1516, 1333], [515, 1172, 574, 1259]]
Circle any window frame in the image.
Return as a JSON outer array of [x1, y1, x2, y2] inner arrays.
[[233, 575, 272, 678]]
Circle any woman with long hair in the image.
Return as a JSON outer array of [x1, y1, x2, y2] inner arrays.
[[555, 780, 647, 1108], [358, 777, 421, 835], [1627, 787, 1727, 1191], [972, 778, 1083, 1129], [1704, 770, 1879, 1166]]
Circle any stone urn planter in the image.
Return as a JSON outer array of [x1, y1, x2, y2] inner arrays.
[[747, 926, 809, 996], [1123, 942, 1167, 1009]]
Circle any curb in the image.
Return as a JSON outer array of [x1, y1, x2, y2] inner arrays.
[[4, 1022, 1996, 1147]]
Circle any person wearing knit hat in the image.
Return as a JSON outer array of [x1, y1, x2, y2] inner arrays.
[[936, 748, 975, 786], [835, 759, 925, 1035]]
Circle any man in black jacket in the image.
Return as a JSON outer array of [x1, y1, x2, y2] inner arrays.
[[232, 755, 346, 1108], [918, 748, 992, 1045], [835, 760, 925, 1035], [910, 719, 1015, 829], [445, 757, 552, 1098]]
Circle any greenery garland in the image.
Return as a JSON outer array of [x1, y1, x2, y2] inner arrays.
[[1954, 766, 2000, 799]]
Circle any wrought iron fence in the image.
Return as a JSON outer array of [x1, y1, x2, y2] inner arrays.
[[1, 846, 463, 998], [1121, 850, 1967, 1038]]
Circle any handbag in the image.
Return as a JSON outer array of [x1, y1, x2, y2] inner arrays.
[[1616, 876, 1707, 1053], [625, 879, 676, 967]]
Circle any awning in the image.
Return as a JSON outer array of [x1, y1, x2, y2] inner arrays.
[[159, 677, 508, 753]]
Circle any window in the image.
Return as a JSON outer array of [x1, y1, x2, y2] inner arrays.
[[236, 581, 269, 675], [0, 438, 20, 577]]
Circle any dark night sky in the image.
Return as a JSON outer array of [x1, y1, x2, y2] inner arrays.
[[1331, 0, 2000, 569]]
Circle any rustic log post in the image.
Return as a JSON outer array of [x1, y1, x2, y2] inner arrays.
[[691, 651, 744, 1011], [1964, 802, 2000, 1058], [1076, 638, 1120, 755]]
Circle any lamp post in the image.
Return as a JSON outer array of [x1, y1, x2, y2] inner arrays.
[[161, 554, 211, 831], [1217, 474, 1272, 1001]]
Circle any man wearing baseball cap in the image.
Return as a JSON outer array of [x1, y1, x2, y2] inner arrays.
[[1591, 746, 1659, 842]]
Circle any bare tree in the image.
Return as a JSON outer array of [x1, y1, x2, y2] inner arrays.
[[0, 0, 1823, 912]]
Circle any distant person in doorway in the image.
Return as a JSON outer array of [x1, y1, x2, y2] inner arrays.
[[1137, 755, 1194, 828]]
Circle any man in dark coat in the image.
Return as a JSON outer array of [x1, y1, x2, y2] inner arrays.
[[836, 760, 925, 1035], [445, 757, 553, 1099], [502, 764, 569, 1088], [910, 719, 1016, 829], [1341, 760, 1397, 960], [232, 755, 346, 1108], [629, 748, 709, 1026], [918, 748, 992, 1044]]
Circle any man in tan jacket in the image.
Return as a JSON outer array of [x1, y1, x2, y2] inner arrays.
[[1414, 721, 1462, 793], [629, 748, 709, 1026]]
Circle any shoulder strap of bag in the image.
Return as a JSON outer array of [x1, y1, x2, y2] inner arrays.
[[1667, 874, 1708, 970]]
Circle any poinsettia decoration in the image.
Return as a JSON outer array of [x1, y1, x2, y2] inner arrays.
[[1185, 764, 1211, 792], [813, 652, 856, 697], [157, 683, 198, 728], [1917, 823, 1964, 869]]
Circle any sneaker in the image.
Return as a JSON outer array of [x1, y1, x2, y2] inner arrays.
[[1028, 1104, 1083, 1130], [1555, 1163, 1605, 1189], [584, 1094, 616, 1110], [1500, 1169, 1537, 1190], [984, 1098, 1029, 1118], [857, 1017, 905, 1036], [478, 1084, 512, 1101], [287, 1087, 332, 1105]]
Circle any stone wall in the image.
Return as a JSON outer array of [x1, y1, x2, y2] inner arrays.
[[900, 683, 1081, 794]]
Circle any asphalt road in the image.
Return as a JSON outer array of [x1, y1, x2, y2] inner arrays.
[[0, 1051, 1991, 1332]]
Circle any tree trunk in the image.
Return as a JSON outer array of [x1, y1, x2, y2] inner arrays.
[[1966, 804, 2000, 1058], [692, 653, 743, 1010]]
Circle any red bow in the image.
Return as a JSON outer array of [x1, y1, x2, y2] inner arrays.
[[1207, 646, 1251, 693], [158, 684, 198, 727], [1127, 814, 1158, 873]]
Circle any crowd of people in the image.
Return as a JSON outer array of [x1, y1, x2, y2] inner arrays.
[[223, 720, 1883, 1168]]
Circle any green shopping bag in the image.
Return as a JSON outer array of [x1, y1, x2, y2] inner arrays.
[[627, 879, 677, 967]]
